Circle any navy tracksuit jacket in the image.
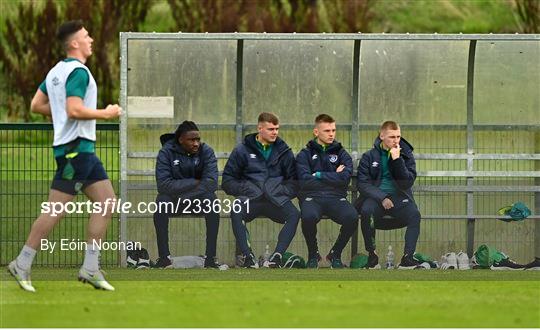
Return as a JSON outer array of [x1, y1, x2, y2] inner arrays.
[[296, 140, 358, 258], [222, 133, 299, 256], [356, 136, 421, 255], [153, 133, 219, 259]]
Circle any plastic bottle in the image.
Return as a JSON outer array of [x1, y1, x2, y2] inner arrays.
[[263, 244, 271, 262], [386, 245, 395, 269]]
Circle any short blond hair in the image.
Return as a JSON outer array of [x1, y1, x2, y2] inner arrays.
[[315, 114, 335, 125], [380, 120, 399, 132]]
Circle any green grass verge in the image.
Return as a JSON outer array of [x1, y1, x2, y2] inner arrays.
[[1, 268, 539, 327]]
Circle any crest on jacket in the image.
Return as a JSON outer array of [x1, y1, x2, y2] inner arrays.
[[329, 154, 338, 163]]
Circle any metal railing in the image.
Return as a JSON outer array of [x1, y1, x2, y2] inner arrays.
[[0, 123, 119, 267], [1, 123, 538, 266]]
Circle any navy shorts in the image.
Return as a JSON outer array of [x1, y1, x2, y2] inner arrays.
[[51, 153, 109, 195]]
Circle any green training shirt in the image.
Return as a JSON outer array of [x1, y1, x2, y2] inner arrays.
[[379, 146, 397, 195], [39, 58, 89, 98]]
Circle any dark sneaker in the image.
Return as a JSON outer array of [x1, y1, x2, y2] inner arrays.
[[398, 254, 423, 269], [306, 254, 321, 269], [524, 258, 540, 270], [326, 253, 345, 269], [240, 253, 259, 269], [136, 248, 150, 269], [491, 258, 525, 270], [126, 250, 140, 268], [204, 256, 220, 269], [367, 252, 381, 269], [263, 252, 282, 268], [152, 256, 173, 269]]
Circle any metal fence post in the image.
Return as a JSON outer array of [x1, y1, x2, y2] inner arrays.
[[350, 39, 361, 257], [119, 32, 129, 267], [466, 40, 477, 257], [234, 39, 244, 262]]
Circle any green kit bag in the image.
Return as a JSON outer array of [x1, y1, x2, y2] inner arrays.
[[474, 244, 507, 268], [281, 252, 306, 269], [350, 254, 369, 269], [497, 202, 531, 222]]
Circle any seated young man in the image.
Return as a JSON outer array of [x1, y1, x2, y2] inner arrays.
[[222, 112, 299, 268], [356, 120, 422, 269], [153, 121, 220, 268], [296, 114, 358, 268]]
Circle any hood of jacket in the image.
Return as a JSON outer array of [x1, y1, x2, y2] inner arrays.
[[306, 139, 343, 153], [159, 132, 203, 156], [243, 133, 291, 160]]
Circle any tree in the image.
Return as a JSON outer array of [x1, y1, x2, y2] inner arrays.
[[514, 0, 539, 33], [0, 0, 60, 121], [0, 0, 150, 121], [167, 0, 373, 33]]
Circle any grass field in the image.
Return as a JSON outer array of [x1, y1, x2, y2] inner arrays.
[[1, 268, 539, 328]]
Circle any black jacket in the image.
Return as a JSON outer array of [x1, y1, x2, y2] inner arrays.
[[356, 136, 417, 207], [296, 140, 353, 199], [155, 133, 218, 199], [222, 133, 297, 206]]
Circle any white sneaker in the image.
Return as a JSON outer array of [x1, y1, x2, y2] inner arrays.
[[263, 252, 282, 268], [417, 262, 431, 269], [78, 268, 115, 291], [7, 260, 36, 292], [441, 252, 458, 270], [456, 251, 470, 270]]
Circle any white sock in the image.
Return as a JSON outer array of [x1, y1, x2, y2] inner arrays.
[[16, 245, 37, 270], [82, 241, 100, 272]]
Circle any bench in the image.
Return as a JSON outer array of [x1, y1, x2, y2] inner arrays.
[[122, 151, 540, 258]]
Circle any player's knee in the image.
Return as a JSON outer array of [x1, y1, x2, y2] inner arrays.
[[283, 203, 300, 220], [406, 210, 421, 226], [287, 212, 300, 225], [343, 215, 359, 229], [360, 208, 375, 221], [301, 210, 319, 224], [155, 194, 174, 204], [359, 202, 377, 219]]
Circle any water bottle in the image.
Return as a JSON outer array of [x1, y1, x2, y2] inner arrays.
[[386, 245, 395, 269], [263, 244, 271, 262]]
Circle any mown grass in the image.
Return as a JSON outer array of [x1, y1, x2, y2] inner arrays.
[[1, 268, 539, 328]]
